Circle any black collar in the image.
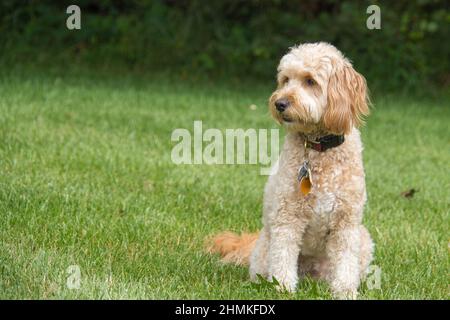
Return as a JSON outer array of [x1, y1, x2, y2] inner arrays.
[[304, 134, 345, 152]]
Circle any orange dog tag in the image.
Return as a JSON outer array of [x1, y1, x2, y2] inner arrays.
[[300, 176, 312, 195], [298, 161, 312, 196]]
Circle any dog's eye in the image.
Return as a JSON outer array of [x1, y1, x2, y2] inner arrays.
[[305, 78, 316, 86]]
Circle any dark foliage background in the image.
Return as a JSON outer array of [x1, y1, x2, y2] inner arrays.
[[0, 0, 448, 90]]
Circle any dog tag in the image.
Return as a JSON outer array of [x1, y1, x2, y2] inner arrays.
[[297, 161, 312, 196]]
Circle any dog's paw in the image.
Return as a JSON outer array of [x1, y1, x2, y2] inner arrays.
[[275, 282, 297, 293], [333, 289, 358, 300], [270, 275, 297, 293]]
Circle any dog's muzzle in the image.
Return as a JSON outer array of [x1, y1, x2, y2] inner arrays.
[[275, 98, 290, 112]]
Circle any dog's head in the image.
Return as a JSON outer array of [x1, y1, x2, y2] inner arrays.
[[269, 42, 370, 135]]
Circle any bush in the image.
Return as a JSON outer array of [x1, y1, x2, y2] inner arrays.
[[0, 0, 448, 90]]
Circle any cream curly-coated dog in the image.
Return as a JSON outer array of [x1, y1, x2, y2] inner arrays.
[[207, 42, 374, 299]]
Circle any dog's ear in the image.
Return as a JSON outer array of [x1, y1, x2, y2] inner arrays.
[[323, 64, 370, 134]]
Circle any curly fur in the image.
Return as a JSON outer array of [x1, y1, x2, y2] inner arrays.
[[207, 42, 374, 299]]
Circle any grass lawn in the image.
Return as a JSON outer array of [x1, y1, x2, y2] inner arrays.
[[0, 69, 448, 299]]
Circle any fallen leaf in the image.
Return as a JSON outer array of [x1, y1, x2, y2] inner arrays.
[[401, 188, 418, 198]]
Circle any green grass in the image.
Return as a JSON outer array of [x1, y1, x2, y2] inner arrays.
[[0, 70, 448, 299]]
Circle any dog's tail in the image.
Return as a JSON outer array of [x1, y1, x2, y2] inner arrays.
[[205, 231, 259, 266]]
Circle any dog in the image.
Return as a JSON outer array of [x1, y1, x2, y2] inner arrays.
[[207, 42, 374, 299]]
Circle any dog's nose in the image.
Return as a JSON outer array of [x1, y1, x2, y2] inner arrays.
[[275, 99, 290, 112]]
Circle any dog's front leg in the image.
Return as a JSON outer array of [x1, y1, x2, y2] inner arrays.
[[249, 227, 270, 281], [327, 227, 362, 299], [267, 222, 305, 292]]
